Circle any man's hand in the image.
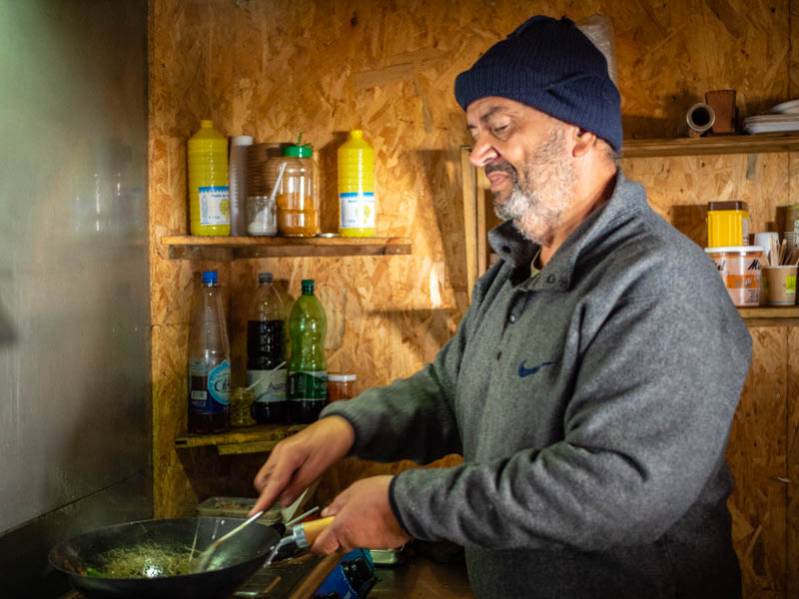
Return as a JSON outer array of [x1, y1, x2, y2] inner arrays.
[[250, 416, 355, 515], [311, 475, 413, 554]]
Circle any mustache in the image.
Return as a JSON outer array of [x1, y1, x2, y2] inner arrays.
[[485, 162, 517, 178]]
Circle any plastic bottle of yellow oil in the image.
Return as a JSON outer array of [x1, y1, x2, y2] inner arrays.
[[188, 120, 230, 236], [337, 130, 375, 237]]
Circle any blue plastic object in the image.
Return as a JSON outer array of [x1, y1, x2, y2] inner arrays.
[[312, 548, 377, 599]]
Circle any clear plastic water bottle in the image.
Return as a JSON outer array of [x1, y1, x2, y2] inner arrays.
[[188, 270, 231, 433]]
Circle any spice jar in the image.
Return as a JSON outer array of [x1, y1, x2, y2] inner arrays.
[[247, 194, 277, 236], [277, 143, 318, 237], [327, 373, 356, 403], [230, 387, 256, 427]]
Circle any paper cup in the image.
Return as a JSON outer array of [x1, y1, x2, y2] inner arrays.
[[763, 265, 797, 305]]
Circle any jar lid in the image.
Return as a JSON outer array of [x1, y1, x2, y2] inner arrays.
[[283, 144, 313, 158], [707, 200, 748, 211], [328, 373, 357, 382], [704, 245, 764, 254]]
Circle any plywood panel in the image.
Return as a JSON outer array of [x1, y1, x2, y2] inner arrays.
[[728, 327, 788, 598], [623, 153, 792, 245]]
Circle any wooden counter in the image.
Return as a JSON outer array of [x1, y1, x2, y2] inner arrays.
[[371, 558, 474, 599]]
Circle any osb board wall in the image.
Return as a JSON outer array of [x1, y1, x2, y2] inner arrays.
[[149, 0, 797, 594]]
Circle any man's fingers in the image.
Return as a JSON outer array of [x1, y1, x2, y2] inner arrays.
[[320, 489, 349, 517], [250, 450, 303, 515], [311, 526, 341, 555]]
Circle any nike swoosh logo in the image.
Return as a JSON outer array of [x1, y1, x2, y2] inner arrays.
[[518, 360, 555, 378]]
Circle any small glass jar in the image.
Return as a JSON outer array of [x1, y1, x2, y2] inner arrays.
[[247, 194, 277, 236], [327, 373, 356, 403], [230, 387, 256, 427], [277, 144, 318, 237]]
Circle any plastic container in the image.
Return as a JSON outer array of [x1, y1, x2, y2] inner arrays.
[[338, 130, 376, 237], [229, 135, 253, 236], [705, 246, 764, 307], [327, 373, 356, 403], [247, 143, 282, 197], [188, 271, 231, 433], [188, 120, 230, 236], [277, 144, 318, 237], [707, 201, 749, 248], [247, 272, 288, 424], [196, 497, 282, 524]]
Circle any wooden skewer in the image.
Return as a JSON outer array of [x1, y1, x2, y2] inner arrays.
[[771, 237, 779, 267], [779, 239, 787, 265]]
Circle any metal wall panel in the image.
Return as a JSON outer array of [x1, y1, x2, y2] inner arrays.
[[0, 0, 150, 542]]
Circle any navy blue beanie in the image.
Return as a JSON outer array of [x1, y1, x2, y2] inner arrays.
[[455, 16, 622, 152]]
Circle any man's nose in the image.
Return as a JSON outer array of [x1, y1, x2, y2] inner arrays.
[[469, 137, 498, 167]]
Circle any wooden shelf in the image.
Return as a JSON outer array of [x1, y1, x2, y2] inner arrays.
[[162, 235, 412, 260], [175, 424, 306, 455], [622, 133, 799, 158], [738, 306, 799, 327]]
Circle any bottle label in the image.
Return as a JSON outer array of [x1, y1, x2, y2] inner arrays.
[[288, 370, 328, 401], [248, 368, 287, 404], [339, 192, 376, 229], [190, 359, 230, 413], [199, 186, 231, 226]]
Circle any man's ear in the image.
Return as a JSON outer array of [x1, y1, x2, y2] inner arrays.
[[572, 128, 597, 157]]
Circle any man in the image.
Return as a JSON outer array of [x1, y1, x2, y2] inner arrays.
[[252, 16, 751, 598]]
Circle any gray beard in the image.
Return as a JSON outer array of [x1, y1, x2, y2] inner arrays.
[[492, 130, 575, 245]]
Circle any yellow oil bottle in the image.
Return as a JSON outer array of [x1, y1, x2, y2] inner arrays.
[[188, 120, 230, 236], [337, 130, 375, 237]]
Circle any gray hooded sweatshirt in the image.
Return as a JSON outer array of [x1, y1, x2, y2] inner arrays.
[[321, 172, 751, 599]]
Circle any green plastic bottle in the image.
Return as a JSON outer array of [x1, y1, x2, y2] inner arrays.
[[287, 279, 327, 423], [188, 119, 230, 236]]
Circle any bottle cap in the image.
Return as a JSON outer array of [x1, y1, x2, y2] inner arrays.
[[232, 135, 254, 146], [349, 130, 364, 139], [328, 373, 357, 382], [202, 271, 218, 285], [200, 119, 213, 128], [258, 272, 274, 284], [283, 144, 313, 158], [301, 279, 315, 294]]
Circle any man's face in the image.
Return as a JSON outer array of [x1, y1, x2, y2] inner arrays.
[[467, 97, 576, 245]]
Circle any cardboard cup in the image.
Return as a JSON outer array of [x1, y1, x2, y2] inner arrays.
[[763, 265, 797, 305]]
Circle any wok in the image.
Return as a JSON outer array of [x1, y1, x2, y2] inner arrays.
[[49, 517, 282, 599]]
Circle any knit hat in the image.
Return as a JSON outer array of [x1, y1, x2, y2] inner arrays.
[[455, 16, 622, 152]]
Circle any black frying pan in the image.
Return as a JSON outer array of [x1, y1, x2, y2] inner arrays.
[[49, 517, 283, 599]]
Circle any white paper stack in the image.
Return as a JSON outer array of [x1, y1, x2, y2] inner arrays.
[[744, 99, 799, 134]]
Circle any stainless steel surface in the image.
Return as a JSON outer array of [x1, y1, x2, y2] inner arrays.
[[0, 0, 149, 591]]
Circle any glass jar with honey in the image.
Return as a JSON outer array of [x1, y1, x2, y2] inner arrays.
[[277, 143, 319, 237], [327, 373, 356, 403]]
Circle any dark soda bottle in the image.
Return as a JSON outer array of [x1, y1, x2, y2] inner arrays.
[[188, 271, 230, 434], [288, 279, 327, 423], [247, 272, 288, 424]]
